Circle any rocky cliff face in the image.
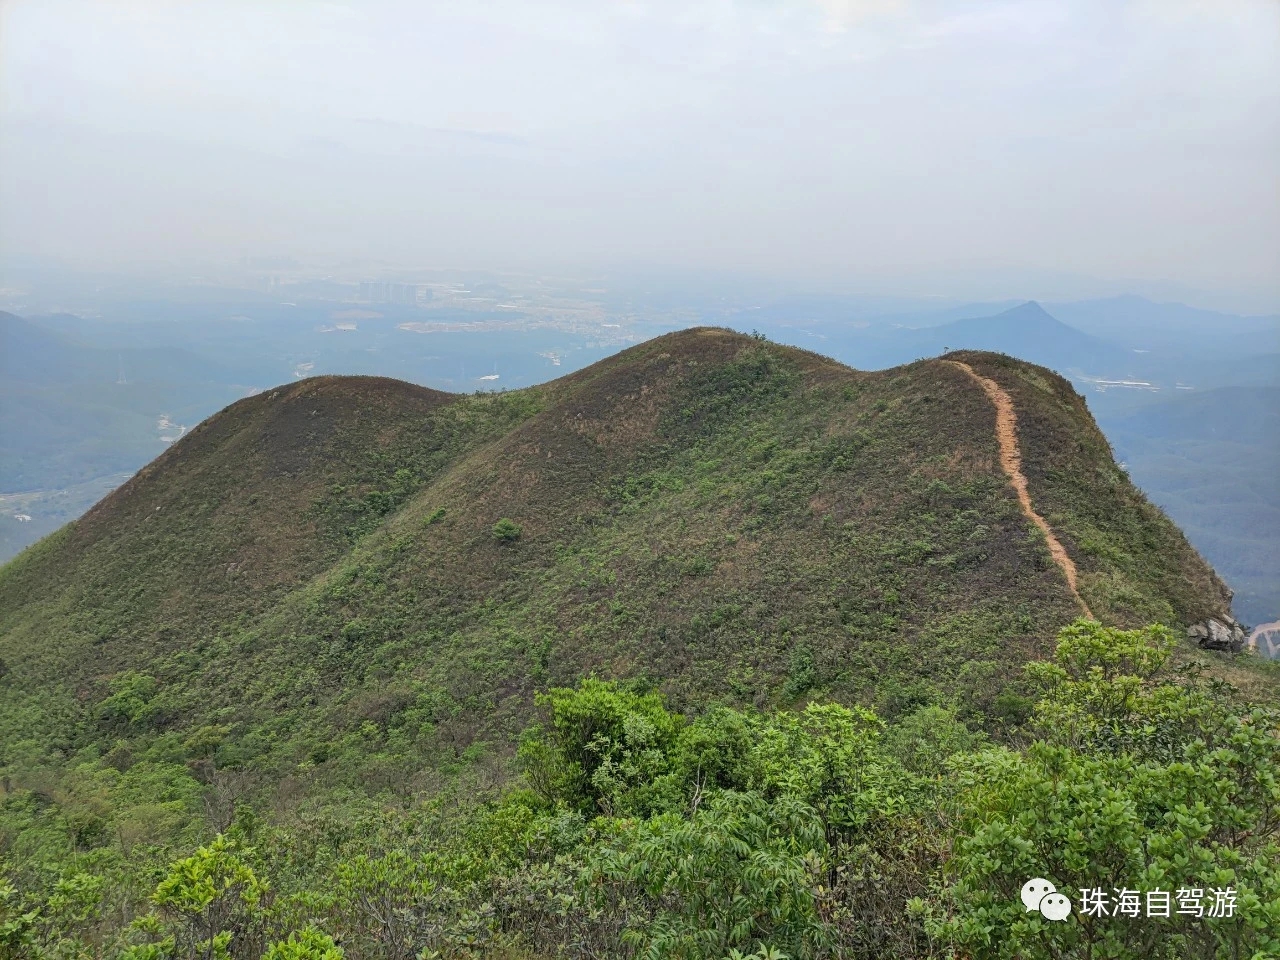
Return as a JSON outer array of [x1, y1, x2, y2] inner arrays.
[[1187, 615, 1248, 653]]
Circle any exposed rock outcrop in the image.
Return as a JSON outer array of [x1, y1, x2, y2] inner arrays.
[[1187, 614, 1248, 653]]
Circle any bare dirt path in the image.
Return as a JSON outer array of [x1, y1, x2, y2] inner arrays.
[[944, 360, 1095, 620]]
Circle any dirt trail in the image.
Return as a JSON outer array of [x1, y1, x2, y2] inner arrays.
[[945, 360, 1095, 620]]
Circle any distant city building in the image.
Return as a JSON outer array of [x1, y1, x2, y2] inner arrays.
[[358, 281, 430, 305]]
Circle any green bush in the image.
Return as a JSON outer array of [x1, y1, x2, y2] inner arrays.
[[518, 678, 684, 815], [150, 835, 267, 959], [7, 622, 1275, 960], [491, 517, 522, 542], [262, 927, 344, 959], [591, 791, 829, 958], [929, 621, 1280, 960]]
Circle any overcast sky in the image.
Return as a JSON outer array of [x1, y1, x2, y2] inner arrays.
[[2, 0, 1277, 305]]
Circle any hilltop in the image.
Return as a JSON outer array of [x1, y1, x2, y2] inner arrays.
[[1, 329, 1236, 789]]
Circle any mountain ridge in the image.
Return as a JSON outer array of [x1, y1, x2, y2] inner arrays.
[[1, 330, 1237, 750], [0, 310, 237, 385], [943, 358, 1093, 618]]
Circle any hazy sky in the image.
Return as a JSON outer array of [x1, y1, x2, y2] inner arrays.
[[2, 0, 1277, 304]]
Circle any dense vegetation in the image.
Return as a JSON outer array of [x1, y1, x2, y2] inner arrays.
[[3, 622, 1277, 959], [1, 329, 1272, 958]]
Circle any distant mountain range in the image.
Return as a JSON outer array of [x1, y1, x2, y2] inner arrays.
[[0, 311, 236, 386], [1047, 294, 1280, 353], [0, 312, 247, 522]]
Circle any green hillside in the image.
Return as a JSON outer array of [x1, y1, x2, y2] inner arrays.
[[1, 329, 1274, 960]]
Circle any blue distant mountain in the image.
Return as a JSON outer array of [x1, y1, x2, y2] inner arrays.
[[820, 300, 1138, 375], [0, 311, 236, 385], [916, 301, 1132, 374], [1047, 295, 1280, 354], [0, 312, 245, 493]]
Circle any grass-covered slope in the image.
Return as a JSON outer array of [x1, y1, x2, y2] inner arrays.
[[0, 330, 1233, 807], [950, 351, 1231, 625]]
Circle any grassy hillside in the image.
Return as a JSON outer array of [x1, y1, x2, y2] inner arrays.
[[1, 329, 1230, 762], [1, 329, 1270, 960], [951, 352, 1231, 628]]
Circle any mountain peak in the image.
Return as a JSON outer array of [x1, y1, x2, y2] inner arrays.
[[922, 300, 1127, 374], [999, 300, 1056, 322]]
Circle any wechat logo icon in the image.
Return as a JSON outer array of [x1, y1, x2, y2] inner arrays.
[[1021, 878, 1072, 921]]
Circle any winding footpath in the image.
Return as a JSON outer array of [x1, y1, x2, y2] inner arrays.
[[944, 360, 1096, 621]]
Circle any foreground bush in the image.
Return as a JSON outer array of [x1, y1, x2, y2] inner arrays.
[[3, 622, 1276, 959]]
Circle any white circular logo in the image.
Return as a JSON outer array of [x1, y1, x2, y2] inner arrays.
[[1039, 892, 1073, 922], [1021, 878, 1057, 912]]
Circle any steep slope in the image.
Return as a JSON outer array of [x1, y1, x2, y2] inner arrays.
[[948, 350, 1230, 631], [943, 359, 1092, 618], [0, 329, 1233, 812], [0, 374, 525, 679]]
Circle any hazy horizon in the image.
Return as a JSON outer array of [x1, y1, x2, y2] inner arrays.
[[3, 0, 1278, 311]]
